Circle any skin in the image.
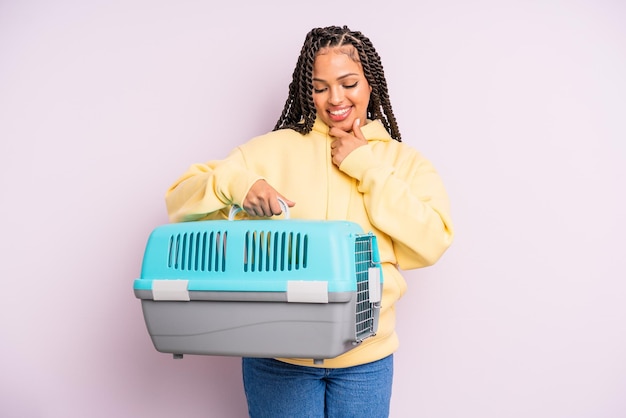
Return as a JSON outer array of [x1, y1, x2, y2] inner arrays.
[[243, 45, 372, 217]]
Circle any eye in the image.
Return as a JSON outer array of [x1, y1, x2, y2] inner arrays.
[[313, 87, 327, 94], [344, 82, 358, 89]]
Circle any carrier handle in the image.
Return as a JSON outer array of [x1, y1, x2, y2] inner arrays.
[[228, 197, 290, 220]]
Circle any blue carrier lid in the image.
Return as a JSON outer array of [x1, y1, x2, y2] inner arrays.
[[133, 219, 382, 295]]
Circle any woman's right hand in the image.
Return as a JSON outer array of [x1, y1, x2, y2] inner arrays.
[[242, 179, 295, 217]]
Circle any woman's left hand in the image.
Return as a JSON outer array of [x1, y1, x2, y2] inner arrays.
[[329, 118, 367, 167]]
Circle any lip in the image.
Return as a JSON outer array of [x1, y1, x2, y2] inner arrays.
[[327, 106, 352, 122]]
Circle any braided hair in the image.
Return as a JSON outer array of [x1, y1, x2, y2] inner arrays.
[[273, 26, 402, 141]]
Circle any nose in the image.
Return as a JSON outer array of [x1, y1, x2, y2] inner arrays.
[[328, 87, 343, 105]]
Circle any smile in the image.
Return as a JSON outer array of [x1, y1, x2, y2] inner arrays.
[[329, 108, 350, 116]]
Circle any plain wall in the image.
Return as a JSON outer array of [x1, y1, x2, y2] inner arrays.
[[1, 0, 625, 417]]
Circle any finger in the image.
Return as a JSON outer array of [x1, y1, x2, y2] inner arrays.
[[269, 197, 295, 217], [277, 195, 296, 208], [269, 198, 283, 216], [352, 118, 365, 141], [244, 202, 264, 217], [243, 195, 271, 217], [329, 127, 349, 139]]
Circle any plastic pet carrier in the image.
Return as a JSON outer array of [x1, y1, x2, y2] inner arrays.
[[133, 201, 383, 363]]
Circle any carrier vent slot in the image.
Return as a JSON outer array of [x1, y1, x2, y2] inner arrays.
[[243, 230, 308, 272], [354, 236, 376, 339], [167, 231, 227, 272]]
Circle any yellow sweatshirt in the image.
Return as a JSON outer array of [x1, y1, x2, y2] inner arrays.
[[165, 118, 454, 368]]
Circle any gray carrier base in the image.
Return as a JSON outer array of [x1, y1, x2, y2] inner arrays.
[[136, 289, 381, 363]]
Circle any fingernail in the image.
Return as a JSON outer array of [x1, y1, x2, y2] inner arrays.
[[356, 118, 360, 126]]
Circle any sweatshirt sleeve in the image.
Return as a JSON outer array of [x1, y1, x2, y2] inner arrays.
[[339, 143, 454, 270], [165, 147, 264, 223]]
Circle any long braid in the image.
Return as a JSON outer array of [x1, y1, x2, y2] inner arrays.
[[273, 26, 402, 141]]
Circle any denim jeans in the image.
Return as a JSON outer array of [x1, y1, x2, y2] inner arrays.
[[242, 355, 393, 418]]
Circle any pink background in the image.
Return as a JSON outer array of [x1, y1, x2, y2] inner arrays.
[[1, 1, 625, 417]]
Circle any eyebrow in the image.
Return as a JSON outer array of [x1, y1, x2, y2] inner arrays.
[[312, 73, 360, 83]]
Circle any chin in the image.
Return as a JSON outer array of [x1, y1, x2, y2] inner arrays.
[[331, 120, 352, 132]]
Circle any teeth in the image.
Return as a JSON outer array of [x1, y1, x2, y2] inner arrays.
[[330, 108, 349, 116]]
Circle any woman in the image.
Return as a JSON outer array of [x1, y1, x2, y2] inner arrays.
[[165, 25, 454, 418]]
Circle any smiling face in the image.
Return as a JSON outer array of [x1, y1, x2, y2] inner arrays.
[[311, 46, 372, 132]]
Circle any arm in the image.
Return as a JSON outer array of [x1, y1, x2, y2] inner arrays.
[[165, 148, 263, 222], [165, 148, 295, 223], [343, 146, 453, 269], [334, 134, 453, 271]]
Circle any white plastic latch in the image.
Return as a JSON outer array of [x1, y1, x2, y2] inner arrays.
[[287, 281, 328, 303], [368, 268, 381, 304], [152, 280, 190, 301]]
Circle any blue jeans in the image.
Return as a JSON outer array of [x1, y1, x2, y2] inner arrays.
[[242, 355, 393, 418]]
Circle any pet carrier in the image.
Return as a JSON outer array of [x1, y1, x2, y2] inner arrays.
[[133, 201, 383, 363]]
